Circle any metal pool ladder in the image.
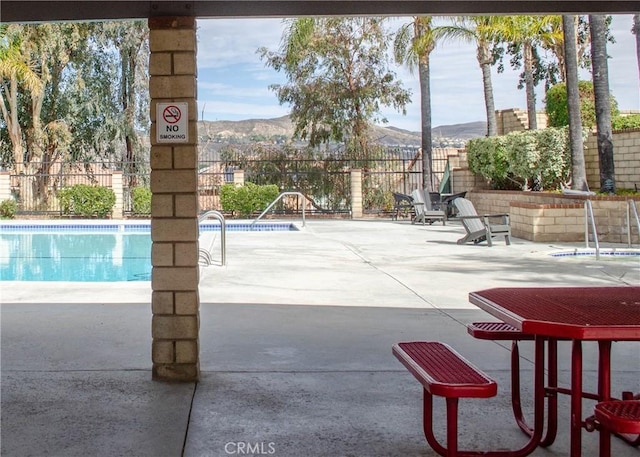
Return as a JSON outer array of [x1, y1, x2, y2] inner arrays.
[[250, 191, 308, 229], [584, 200, 600, 260], [198, 210, 226, 266]]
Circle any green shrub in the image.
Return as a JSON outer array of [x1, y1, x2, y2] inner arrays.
[[467, 135, 516, 189], [0, 199, 17, 219], [58, 184, 116, 218], [220, 182, 280, 218], [545, 80, 619, 128], [612, 114, 640, 130], [131, 187, 152, 215], [467, 127, 571, 191]]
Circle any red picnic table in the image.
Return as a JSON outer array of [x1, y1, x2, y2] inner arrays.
[[469, 285, 640, 457]]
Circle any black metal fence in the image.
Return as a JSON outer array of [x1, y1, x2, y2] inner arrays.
[[8, 146, 456, 216]]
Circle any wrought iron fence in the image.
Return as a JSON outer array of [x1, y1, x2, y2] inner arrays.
[[7, 146, 456, 216]]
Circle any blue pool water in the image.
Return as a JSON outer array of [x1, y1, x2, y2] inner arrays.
[[0, 221, 297, 282], [1, 233, 152, 281]]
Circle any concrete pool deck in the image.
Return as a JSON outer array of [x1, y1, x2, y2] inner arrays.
[[2, 219, 639, 456]]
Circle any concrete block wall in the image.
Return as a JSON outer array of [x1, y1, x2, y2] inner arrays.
[[468, 190, 639, 243], [149, 16, 200, 382], [447, 150, 491, 194], [496, 108, 547, 135], [584, 129, 640, 190], [509, 202, 584, 242]]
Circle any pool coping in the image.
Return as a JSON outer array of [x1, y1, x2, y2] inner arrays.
[[0, 219, 300, 232]]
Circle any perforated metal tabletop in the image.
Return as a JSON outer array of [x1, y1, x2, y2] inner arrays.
[[469, 286, 640, 340]]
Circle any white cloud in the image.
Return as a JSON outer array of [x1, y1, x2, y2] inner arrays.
[[198, 99, 288, 120], [199, 81, 275, 99], [197, 18, 284, 69]]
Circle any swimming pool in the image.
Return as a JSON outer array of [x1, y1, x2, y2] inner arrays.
[[0, 220, 298, 282]]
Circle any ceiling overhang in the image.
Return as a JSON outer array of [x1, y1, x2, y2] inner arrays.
[[1, 0, 638, 23]]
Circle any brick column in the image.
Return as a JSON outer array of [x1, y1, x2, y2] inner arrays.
[[149, 16, 200, 382], [350, 169, 363, 218]]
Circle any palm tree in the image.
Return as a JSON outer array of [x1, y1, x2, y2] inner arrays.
[[562, 15, 588, 191], [633, 14, 640, 84], [438, 16, 502, 136], [497, 15, 563, 130], [589, 15, 615, 193], [394, 16, 438, 191], [0, 25, 43, 174]]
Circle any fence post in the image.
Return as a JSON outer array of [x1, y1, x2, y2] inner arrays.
[[234, 169, 245, 186], [351, 168, 363, 219], [112, 171, 123, 219], [0, 172, 10, 202]]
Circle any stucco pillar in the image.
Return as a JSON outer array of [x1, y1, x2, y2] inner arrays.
[[111, 171, 123, 219], [233, 169, 245, 186], [0, 172, 10, 202], [149, 16, 200, 382], [350, 169, 363, 218]]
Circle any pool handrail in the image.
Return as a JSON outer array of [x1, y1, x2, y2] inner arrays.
[[198, 210, 226, 266], [628, 199, 640, 248], [251, 191, 308, 229], [584, 200, 600, 260]]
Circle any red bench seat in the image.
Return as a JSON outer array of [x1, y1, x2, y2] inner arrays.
[[393, 341, 497, 456], [467, 321, 533, 340], [595, 400, 640, 434]]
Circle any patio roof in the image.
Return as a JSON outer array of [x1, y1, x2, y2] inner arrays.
[[1, 0, 638, 23]]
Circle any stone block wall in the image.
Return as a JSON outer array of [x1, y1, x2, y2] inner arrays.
[[496, 108, 547, 135], [468, 190, 639, 243], [149, 16, 200, 382], [584, 129, 640, 190]]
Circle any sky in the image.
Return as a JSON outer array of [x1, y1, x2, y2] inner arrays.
[[195, 15, 640, 132]]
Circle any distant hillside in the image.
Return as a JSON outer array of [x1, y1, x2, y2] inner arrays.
[[198, 115, 486, 148], [432, 121, 487, 140]]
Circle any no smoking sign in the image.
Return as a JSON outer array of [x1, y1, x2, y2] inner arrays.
[[156, 102, 188, 143]]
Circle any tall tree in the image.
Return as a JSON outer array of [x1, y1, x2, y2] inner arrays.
[[100, 21, 149, 187], [1, 22, 151, 210], [497, 15, 563, 130], [393, 16, 438, 191], [562, 15, 588, 191], [438, 16, 502, 137], [259, 17, 410, 160], [0, 25, 43, 174], [633, 14, 640, 84], [13, 23, 93, 207], [589, 15, 615, 193]]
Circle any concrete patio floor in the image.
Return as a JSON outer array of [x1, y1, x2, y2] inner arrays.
[[2, 219, 639, 456]]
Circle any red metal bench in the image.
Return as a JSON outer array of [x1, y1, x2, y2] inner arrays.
[[392, 341, 497, 456], [594, 400, 640, 434], [467, 322, 564, 447], [466, 321, 533, 340], [593, 400, 640, 457]]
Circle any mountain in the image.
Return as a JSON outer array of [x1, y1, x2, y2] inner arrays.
[[198, 115, 486, 148], [431, 121, 487, 140]]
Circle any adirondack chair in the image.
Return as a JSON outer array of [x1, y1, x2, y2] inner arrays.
[[453, 197, 510, 246], [411, 190, 446, 225]]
